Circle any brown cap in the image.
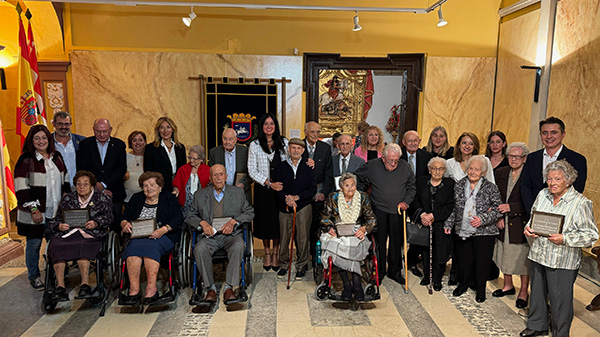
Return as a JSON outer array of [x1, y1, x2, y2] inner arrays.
[[288, 138, 305, 147]]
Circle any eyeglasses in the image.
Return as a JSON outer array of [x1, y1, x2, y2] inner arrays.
[[385, 159, 399, 164], [429, 167, 445, 172], [507, 155, 526, 160], [55, 122, 71, 127]]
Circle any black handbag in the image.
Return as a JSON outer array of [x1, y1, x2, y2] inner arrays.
[[406, 222, 429, 247]]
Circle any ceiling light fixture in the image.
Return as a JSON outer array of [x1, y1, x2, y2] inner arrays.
[[182, 6, 196, 27], [353, 11, 362, 32], [437, 6, 448, 27]]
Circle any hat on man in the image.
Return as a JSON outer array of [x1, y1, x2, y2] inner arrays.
[[288, 138, 305, 147]]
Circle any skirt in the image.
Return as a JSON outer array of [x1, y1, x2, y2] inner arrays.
[[252, 183, 280, 240], [320, 233, 370, 274], [492, 228, 530, 276], [48, 231, 104, 262], [122, 236, 174, 262]]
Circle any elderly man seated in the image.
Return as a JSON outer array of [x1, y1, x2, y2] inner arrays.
[[185, 164, 254, 303]]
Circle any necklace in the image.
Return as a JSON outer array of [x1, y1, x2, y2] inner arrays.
[[133, 154, 143, 167]]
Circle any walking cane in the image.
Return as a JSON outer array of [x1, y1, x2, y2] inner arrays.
[[401, 208, 408, 294], [428, 222, 433, 295], [287, 206, 297, 290]]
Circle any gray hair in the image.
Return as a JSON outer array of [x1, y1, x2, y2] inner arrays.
[[339, 172, 358, 189], [505, 142, 530, 156], [466, 155, 489, 174], [544, 160, 578, 186], [189, 144, 206, 160], [53, 111, 72, 123], [382, 143, 402, 158], [427, 156, 447, 169]]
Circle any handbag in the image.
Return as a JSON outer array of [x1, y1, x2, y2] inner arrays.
[[406, 221, 429, 247]]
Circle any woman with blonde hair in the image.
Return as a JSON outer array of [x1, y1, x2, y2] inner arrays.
[[354, 125, 384, 162], [424, 126, 454, 159], [144, 117, 186, 192]]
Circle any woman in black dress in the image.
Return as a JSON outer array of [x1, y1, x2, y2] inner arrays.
[[248, 113, 288, 271], [143, 117, 186, 192], [485, 130, 509, 171]]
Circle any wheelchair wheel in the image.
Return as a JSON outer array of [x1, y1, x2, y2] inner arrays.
[[41, 297, 57, 313], [365, 283, 376, 297], [87, 288, 106, 306], [244, 233, 253, 286], [177, 230, 191, 288], [106, 232, 122, 288], [315, 284, 329, 301], [313, 261, 323, 285]]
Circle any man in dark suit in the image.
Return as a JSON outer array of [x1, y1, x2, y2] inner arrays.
[[185, 164, 254, 303], [77, 118, 127, 232], [332, 134, 365, 188], [208, 128, 251, 202], [520, 116, 587, 215], [302, 121, 334, 259], [51, 111, 86, 191], [401, 130, 433, 278]]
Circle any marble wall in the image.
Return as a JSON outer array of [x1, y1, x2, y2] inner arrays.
[[70, 51, 303, 147], [492, 9, 540, 145], [421, 56, 496, 148]]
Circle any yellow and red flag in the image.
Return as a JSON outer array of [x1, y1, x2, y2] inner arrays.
[[0, 120, 18, 211], [26, 15, 46, 126], [16, 13, 40, 146]]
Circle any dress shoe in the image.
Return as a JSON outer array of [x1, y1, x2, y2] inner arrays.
[[277, 268, 287, 279], [409, 266, 423, 277], [263, 253, 272, 271], [433, 283, 442, 292], [78, 284, 92, 297], [122, 293, 141, 305], [475, 294, 486, 303], [143, 292, 159, 305], [223, 288, 236, 302], [420, 278, 430, 286], [204, 289, 218, 302], [519, 328, 549, 337], [453, 287, 466, 297], [51, 286, 69, 302], [492, 287, 516, 297], [295, 266, 307, 280], [516, 296, 529, 309]]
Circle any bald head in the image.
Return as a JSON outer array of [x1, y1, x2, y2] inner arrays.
[[402, 130, 421, 154], [93, 118, 112, 144], [305, 121, 321, 145], [222, 128, 237, 151]]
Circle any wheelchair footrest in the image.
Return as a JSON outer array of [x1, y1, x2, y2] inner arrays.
[[150, 292, 176, 306], [224, 290, 248, 306]]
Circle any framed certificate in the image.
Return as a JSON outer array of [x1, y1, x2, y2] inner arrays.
[[63, 209, 89, 228], [336, 222, 356, 237], [531, 210, 565, 237], [131, 219, 157, 239], [234, 173, 247, 186], [212, 217, 233, 232]]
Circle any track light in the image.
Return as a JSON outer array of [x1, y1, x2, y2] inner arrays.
[[182, 6, 196, 27], [353, 11, 362, 32], [437, 7, 448, 27]]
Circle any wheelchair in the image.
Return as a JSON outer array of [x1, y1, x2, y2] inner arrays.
[[116, 232, 183, 308], [179, 223, 253, 307], [314, 232, 381, 310], [41, 230, 119, 316]]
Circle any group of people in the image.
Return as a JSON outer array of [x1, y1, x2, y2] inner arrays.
[[13, 112, 598, 336]]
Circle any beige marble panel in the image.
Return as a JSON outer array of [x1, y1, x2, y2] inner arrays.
[[422, 56, 496, 147], [70, 51, 303, 148], [548, 0, 600, 228], [493, 9, 540, 145]]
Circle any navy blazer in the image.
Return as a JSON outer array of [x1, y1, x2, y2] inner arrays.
[[77, 136, 127, 203], [302, 139, 334, 196], [122, 191, 183, 243], [520, 145, 587, 215], [401, 148, 433, 180], [143, 143, 187, 192]]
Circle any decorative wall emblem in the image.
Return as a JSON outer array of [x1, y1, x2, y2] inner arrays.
[[227, 113, 256, 142], [46, 82, 64, 112]]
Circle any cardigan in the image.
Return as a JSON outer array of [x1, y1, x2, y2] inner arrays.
[[272, 158, 317, 213], [49, 190, 113, 239], [121, 191, 183, 243], [444, 176, 502, 237], [143, 142, 187, 191], [494, 166, 528, 244], [172, 162, 210, 207], [14, 151, 70, 237]]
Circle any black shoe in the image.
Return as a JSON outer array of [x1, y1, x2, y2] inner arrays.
[[433, 283, 442, 292], [453, 287, 466, 297], [420, 278, 430, 286], [519, 328, 549, 337], [516, 296, 529, 308], [393, 275, 405, 285], [51, 286, 69, 302], [78, 284, 92, 297], [263, 265, 272, 272], [492, 287, 516, 297], [271, 265, 280, 272], [476, 294, 486, 303], [341, 287, 352, 301], [30, 277, 45, 291], [142, 292, 159, 305], [409, 266, 423, 277], [448, 278, 458, 286], [295, 266, 307, 280], [277, 268, 287, 279], [122, 293, 142, 306]]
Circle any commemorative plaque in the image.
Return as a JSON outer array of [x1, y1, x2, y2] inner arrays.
[[212, 217, 233, 232], [336, 222, 357, 237], [531, 210, 565, 237], [131, 219, 157, 239], [63, 209, 89, 228]]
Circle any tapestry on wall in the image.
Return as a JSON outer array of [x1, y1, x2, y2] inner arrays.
[[205, 79, 277, 150]]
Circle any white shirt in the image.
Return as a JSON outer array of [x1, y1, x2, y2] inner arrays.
[[36, 151, 61, 219], [286, 157, 301, 178], [445, 157, 496, 184], [161, 139, 177, 175], [542, 145, 563, 171], [54, 133, 77, 189]]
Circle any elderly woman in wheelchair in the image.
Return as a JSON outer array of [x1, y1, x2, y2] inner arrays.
[[47, 171, 113, 302], [119, 171, 183, 306], [319, 173, 376, 302]]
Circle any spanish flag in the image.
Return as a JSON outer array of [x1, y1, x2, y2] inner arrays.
[[16, 12, 40, 146], [0, 120, 17, 211]]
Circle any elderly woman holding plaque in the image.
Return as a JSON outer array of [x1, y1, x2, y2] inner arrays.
[[520, 160, 598, 337], [48, 171, 113, 301], [320, 173, 376, 301], [120, 172, 183, 305]]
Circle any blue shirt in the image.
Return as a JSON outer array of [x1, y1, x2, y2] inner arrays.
[[213, 186, 225, 202], [96, 138, 110, 165], [225, 147, 236, 186], [54, 133, 77, 189]]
